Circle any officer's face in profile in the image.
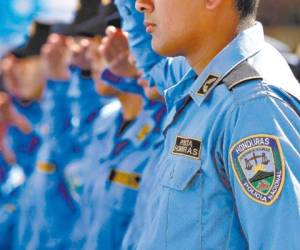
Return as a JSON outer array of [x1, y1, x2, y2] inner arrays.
[[135, 0, 208, 57], [135, 0, 233, 58], [2, 55, 44, 101]]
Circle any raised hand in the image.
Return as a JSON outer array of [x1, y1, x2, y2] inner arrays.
[[0, 92, 31, 163], [41, 34, 70, 80], [99, 26, 141, 78]]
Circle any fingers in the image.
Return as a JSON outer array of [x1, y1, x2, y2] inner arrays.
[[12, 113, 32, 134], [70, 38, 92, 70], [0, 92, 30, 164], [0, 142, 16, 164], [99, 38, 115, 63], [105, 26, 129, 54], [101, 26, 130, 63], [0, 92, 32, 134], [0, 122, 16, 164], [41, 34, 70, 80]]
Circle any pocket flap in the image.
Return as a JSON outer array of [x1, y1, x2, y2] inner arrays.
[[161, 157, 201, 191]]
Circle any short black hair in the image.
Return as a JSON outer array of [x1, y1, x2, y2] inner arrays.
[[235, 0, 260, 19]]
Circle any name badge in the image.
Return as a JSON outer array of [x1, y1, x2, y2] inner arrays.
[[172, 136, 201, 159]]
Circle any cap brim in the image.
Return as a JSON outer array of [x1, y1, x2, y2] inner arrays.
[[11, 23, 51, 58]]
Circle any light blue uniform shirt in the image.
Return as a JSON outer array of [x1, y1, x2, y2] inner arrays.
[[64, 66, 110, 204], [133, 23, 300, 250], [69, 99, 123, 249], [14, 79, 76, 250], [7, 98, 43, 176], [0, 155, 16, 250], [0, 98, 43, 250], [82, 100, 166, 250], [121, 139, 165, 250]]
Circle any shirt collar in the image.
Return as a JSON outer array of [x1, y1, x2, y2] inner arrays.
[[190, 22, 265, 106], [165, 22, 265, 109], [164, 68, 197, 112]]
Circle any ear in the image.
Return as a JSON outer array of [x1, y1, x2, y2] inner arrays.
[[205, 0, 223, 10]]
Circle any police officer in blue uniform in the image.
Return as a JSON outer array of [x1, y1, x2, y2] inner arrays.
[[12, 2, 120, 248], [0, 92, 32, 250], [81, 71, 166, 250], [114, 0, 300, 249], [96, 29, 167, 250], [66, 30, 166, 248], [51, 0, 121, 206], [0, 24, 51, 249]]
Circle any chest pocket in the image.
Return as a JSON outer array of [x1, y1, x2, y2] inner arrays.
[[161, 156, 201, 191]]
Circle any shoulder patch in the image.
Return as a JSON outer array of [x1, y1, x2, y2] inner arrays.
[[197, 74, 219, 96], [230, 135, 285, 206], [172, 136, 201, 160]]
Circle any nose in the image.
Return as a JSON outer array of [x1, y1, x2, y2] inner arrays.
[[135, 0, 153, 13]]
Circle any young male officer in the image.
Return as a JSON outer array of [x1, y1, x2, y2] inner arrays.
[[117, 0, 300, 249]]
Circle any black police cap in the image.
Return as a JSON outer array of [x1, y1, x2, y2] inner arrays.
[[51, 0, 101, 36], [75, 3, 121, 37], [11, 23, 51, 58]]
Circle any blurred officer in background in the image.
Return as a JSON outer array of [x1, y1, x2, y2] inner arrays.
[[99, 27, 166, 250], [0, 92, 31, 250], [67, 20, 166, 249], [81, 71, 166, 250], [12, 1, 97, 249], [0, 23, 50, 250]]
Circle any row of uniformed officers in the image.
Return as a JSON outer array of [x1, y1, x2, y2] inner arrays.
[[0, 0, 300, 249]]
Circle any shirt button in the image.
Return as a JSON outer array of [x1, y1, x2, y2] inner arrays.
[[169, 169, 174, 179]]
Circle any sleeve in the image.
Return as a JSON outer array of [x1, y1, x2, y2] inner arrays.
[[114, 0, 191, 94], [68, 67, 102, 124], [39, 79, 72, 166], [222, 95, 300, 249], [43, 79, 71, 135]]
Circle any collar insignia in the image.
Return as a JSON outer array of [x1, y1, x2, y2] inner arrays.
[[197, 74, 219, 96]]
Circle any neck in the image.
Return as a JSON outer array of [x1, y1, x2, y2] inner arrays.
[[118, 93, 143, 121], [187, 15, 250, 75]]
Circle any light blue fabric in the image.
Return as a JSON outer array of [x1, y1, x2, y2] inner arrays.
[[0, 98, 43, 250], [13, 79, 77, 250], [64, 66, 111, 205], [6, 98, 43, 176], [0, 156, 17, 250], [121, 139, 164, 250], [129, 23, 300, 250], [69, 99, 123, 249], [79, 99, 166, 250]]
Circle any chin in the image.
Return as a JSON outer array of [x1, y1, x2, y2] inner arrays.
[[151, 38, 178, 57]]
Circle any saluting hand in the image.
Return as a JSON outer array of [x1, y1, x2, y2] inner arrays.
[[99, 26, 141, 78], [41, 34, 70, 80]]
